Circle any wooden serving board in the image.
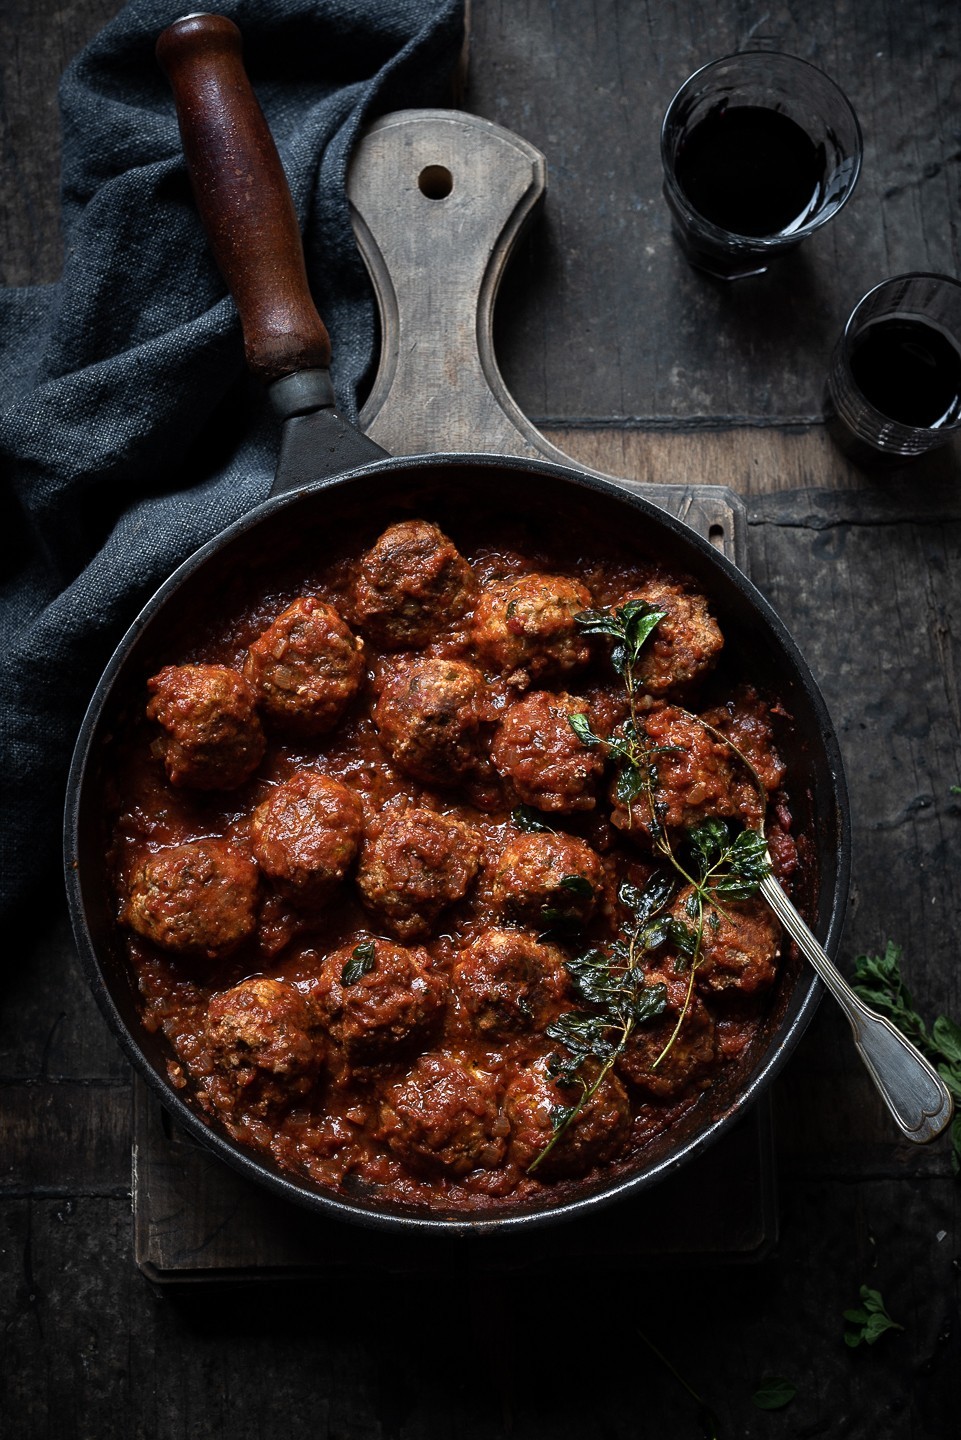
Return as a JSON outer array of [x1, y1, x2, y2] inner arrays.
[[133, 110, 765, 1282]]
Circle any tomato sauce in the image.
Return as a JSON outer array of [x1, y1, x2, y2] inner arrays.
[[106, 510, 800, 1215]]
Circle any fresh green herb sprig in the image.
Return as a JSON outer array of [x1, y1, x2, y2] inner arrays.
[[567, 600, 770, 886], [665, 818, 772, 967], [851, 941, 961, 1172], [568, 598, 668, 840], [686, 819, 771, 902], [531, 600, 774, 1172], [843, 1285, 904, 1347], [575, 599, 667, 680], [529, 873, 673, 1172]]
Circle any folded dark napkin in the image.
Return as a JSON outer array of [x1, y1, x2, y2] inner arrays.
[[0, 0, 464, 922]]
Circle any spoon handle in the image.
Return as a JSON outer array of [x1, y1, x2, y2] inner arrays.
[[760, 873, 954, 1143]]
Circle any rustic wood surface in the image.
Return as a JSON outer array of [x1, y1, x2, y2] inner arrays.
[[3, 1, 961, 1437]]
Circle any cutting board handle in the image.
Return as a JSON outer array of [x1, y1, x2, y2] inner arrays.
[[156, 12, 332, 385], [348, 109, 582, 464]]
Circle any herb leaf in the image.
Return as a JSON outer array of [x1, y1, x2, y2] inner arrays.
[[341, 940, 376, 986], [576, 599, 666, 679], [843, 1286, 903, 1347], [619, 872, 676, 924], [932, 1014, 961, 1066], [528, 880, 671, 1171], [533, 604, 772, 1110], [567, 711, 602, 747], [752, 1376, 797, 1410], [510, 805, 553, 834], [685, 820, 771, 902]]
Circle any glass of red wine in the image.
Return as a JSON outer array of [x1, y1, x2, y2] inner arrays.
[[825, 273, 961, 465], [660, 51, 862, 280]]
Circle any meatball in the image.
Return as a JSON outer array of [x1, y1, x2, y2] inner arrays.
[[243, 596, 364, 735], [123, 839, 259, 957], [610, 703, 737, 842], [378, 1051, 508, 1178], [250, 771, 364, 903], [616, 968, 717, 1098], [452, 928, 570, 1039], [205, 976, 321, 1113], [314, 937, 444, 1065], [356, 808, 480, 941], [614, 581, 723, 696], [471, 572, 592, 684], [487, 831, 604, 928], [701, 686, 786, 828], [352, 519, 477, 648], [146, 663, 265, 790], [666, 888, 781, 997], [491, 691, 604, 812], [373, 657, 486, 786], [505, 1055, 631, 1181]]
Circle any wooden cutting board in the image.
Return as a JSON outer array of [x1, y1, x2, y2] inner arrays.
[[132, 109, 768, 1282]]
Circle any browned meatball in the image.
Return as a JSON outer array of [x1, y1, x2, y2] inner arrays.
[[471, 572, 592, 684], [668, 888, 781, 997], [491, 691, 604, 813], [243, 596, 364, 735], [701, 686, 785, 828], [352, 519, 477, 649], [205, 976, 322, 1113], [123, 839, 259, 957], [250, 771, 364, 903], [610, 703, 737, 843], [505, 1055, 631, 1180], [314, 937, 444, 1065], [377, 1051, 508, 1178], [356, 808, 480, 941], [373, 657, 486, 786], [614, 581, 723, 696], [452, 928, 570, 1039], [616, 968, 717, 1098], [487, 831, 604, 928], [146, 663, 265, 790]]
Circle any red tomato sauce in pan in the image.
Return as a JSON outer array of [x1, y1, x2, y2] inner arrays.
[[107, 510, 800, 1214]]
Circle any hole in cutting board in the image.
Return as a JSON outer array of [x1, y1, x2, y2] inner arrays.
[[418, 164, 453, 199]]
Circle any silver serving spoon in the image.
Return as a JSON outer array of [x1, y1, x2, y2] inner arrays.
[[760, 866, 954, 1143]]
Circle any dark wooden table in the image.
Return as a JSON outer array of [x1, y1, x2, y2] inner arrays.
[[3, 2, 960, 1436]]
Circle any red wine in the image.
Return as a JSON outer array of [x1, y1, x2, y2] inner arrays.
[[674, 103, 823, 236], [849, 315, 961, 428]]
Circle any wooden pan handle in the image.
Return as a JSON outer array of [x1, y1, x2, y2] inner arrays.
[[156, 12, 331, 384]]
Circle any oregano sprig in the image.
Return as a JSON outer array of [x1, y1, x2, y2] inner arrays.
[[529, 873, 673, 1172], [533, 600, 778, 1173], [562, 605, 771, 1075], [843, 1286, 904, 1347]]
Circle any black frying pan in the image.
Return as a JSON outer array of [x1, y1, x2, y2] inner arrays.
[[63, 13, 850, 1234]]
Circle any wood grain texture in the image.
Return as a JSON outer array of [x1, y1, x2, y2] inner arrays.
[[542, 422, 961, 494]]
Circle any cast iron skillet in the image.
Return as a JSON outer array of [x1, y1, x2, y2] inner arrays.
[[63, 14, 850, 1234]]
